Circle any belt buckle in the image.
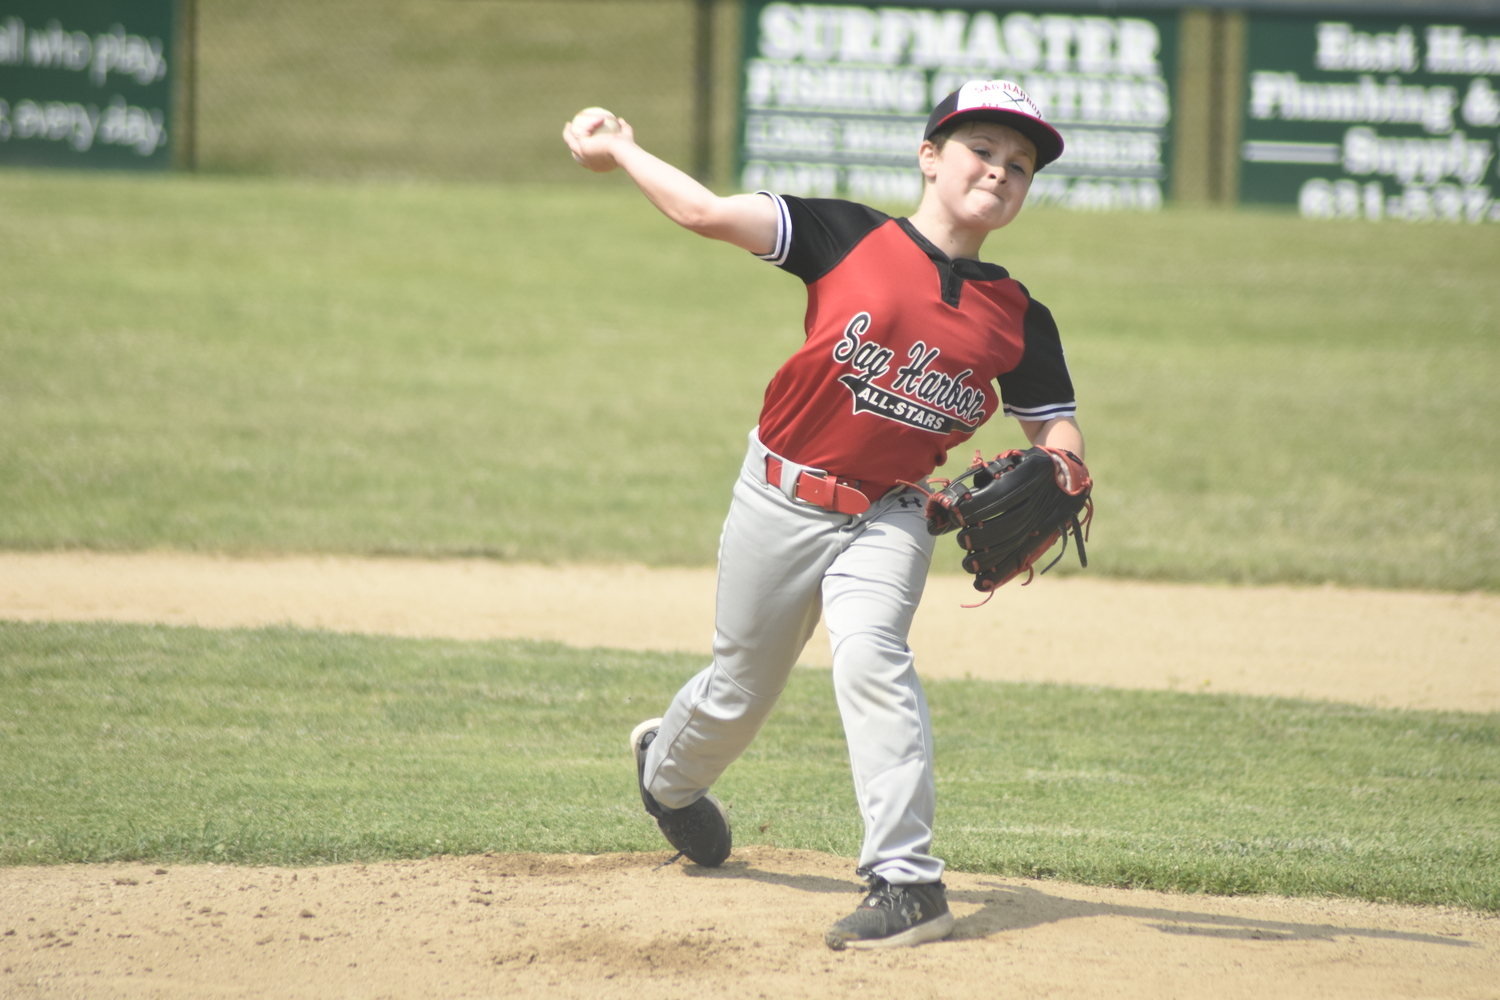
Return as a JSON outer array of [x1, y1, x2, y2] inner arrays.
[[796, 471, 869, 515], [766, 456, 870, 515], [796, 471, 838, 508]]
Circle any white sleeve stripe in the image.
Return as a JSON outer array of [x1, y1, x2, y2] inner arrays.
[[1003, 401, 1077, 420], [753, 191, 791, 266]]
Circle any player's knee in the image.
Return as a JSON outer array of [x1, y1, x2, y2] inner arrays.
[[830, 630, 913, 683]]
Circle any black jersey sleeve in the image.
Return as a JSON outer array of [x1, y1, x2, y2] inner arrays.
[[753, 193, 889, 284], [996, 295, 1077, 422]]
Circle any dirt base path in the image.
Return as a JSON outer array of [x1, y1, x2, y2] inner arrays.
[[3, 848, 1495, 1000], [3, 551, 1497, 711]]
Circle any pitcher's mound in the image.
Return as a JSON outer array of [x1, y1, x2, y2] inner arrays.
[[3, 847, 1493, 999]]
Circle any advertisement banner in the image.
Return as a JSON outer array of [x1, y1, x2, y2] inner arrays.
[[1240, 14, 1500, 222], [739, 2, 1177, 210], [0, 0, 174, 169]]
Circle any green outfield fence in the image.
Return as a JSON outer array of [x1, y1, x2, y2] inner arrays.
[[7, 0, 1500, 208], [175, 0, 743, 184]]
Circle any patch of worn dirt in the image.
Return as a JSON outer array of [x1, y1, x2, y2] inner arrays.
[[2, 551, 1497, 711], [1, 848, 1495, 999]]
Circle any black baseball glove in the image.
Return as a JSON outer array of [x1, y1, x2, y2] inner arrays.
[[922, 447, 1093, 599]]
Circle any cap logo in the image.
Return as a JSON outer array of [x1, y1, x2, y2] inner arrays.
[[925, 78, 1064, 167], [955, 80, 1046, 123]]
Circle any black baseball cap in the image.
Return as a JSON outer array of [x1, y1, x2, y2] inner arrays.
[[924, 80, 1064, 170]]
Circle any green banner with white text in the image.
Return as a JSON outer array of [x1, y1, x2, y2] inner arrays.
[[0, 0, 174, 169], [739, 2, 1177, 210], [1241, 14, 1500, 223]]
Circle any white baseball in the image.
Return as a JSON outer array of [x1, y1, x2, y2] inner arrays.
[[572, 107, 621, 136]]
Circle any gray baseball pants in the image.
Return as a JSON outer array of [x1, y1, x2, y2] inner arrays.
[[642, 429, 944, 885]]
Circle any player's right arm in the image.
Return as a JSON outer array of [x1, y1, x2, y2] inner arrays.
[[562, 118, 778, 256]]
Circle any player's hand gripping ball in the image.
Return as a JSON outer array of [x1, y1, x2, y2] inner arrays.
[[923, 446, 1093, 599], [571, 107, 621, 136], [566, 107, 628, 172]]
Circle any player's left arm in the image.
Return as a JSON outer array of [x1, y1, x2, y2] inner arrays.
[[1019, 415, 1084, 460], [1003, 292, 1082, 460]]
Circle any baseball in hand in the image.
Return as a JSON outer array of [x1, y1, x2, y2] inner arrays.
[[572, 107, 621, 136]]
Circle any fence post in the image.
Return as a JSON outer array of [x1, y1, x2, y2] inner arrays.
[[693, 0, 714, 181], [176, 0, 198, 172], [1213, 9, 1246, 205], [1172, 8, 1214, 204]]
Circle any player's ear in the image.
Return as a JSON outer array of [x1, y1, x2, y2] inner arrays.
[[917, 140, 941, 182]]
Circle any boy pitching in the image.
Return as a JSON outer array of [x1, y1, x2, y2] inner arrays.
[[562, 79, 1084, 950]]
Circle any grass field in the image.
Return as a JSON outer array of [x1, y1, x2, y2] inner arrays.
[[2, 169, 1497, 589], [2, 621, 1495, 911], [4, 166, 1498, 913]]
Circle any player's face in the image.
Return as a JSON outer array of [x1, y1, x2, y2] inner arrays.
[[920, 122, 1036, 232]]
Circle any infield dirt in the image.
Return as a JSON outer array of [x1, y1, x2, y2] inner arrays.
[[3, 551, 1498, 711], [3, 848, 1496, 1000], [2, 552, 1497, 999]]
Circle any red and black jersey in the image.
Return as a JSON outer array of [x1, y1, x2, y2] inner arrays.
[[753, 194, 1075, 491]]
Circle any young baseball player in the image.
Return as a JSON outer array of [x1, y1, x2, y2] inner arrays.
[[563, 80, 1084, 950]]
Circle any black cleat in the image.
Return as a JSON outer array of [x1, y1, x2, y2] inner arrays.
[[630, 718, 732, 868], [825, 872, 955, 950]]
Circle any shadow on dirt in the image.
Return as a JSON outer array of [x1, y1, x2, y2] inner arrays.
[[945, 881, 1478, 948], [684, 857, 859, 895], [681, 854, 1478, 950]]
